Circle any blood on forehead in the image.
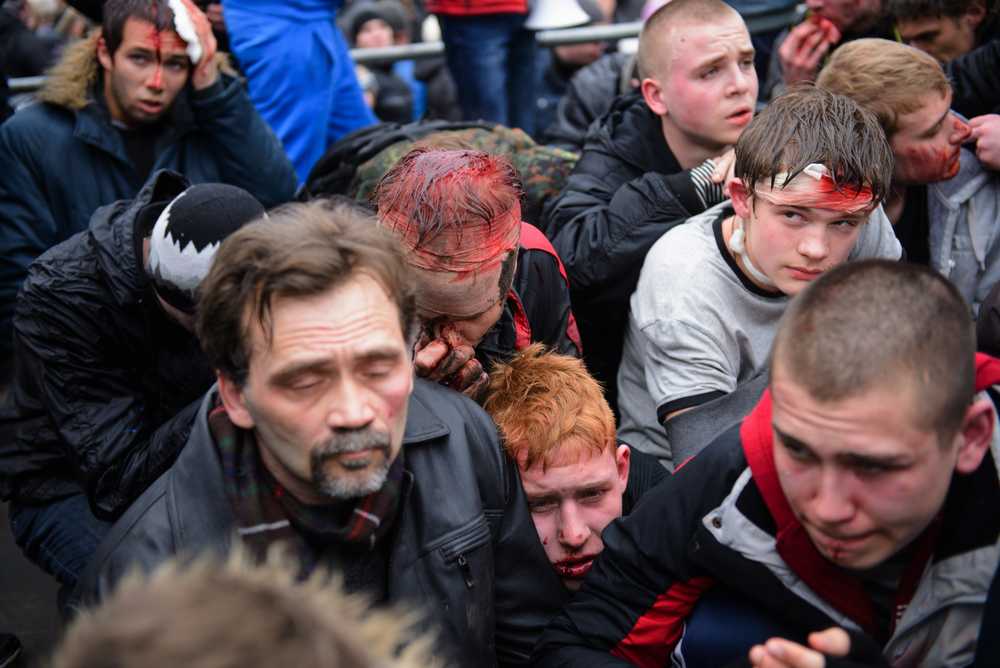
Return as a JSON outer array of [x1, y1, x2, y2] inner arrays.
[[755, 166, 874, 214]]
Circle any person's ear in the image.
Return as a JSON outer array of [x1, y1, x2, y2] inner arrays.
[[729, 179, 753, 219], [954, 398, 994, 474], [217, 372, 255, 430], [641, 76, 668, 116], [614, 443, 631, 488], [97, 35, 113, 72]]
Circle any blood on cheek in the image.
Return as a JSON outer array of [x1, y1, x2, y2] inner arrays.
[[900, 144, 960, 181]]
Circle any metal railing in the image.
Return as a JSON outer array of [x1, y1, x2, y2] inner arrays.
[[8, 4, 803, 92]]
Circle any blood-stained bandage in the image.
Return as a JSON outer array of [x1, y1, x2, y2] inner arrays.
[[754, 163, 875, 214], [168, 0, 202, 64]]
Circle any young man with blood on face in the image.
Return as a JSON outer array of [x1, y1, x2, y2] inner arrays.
[[616, 87, 901, 468], [535, 259, 1000, 668], [483, 344, 667, 593], [762, 0, 894, 101], [374, 149, 581, 401], [0, 0, 295, 386], [541, 0, 760, 408], [819, 39, 1000, 313]]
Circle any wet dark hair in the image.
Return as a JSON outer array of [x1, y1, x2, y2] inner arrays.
[[102, 0, 175, 56], [734, 85, 894, 205], [772, 260, 975, 445]]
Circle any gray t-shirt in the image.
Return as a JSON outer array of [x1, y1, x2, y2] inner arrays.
[[616, 201, 901, 468]]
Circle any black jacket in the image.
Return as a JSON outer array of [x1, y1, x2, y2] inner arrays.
[[74, 379, 567, 667], [947, 36, 1000, 118], [541, 92, 713, 406], [0, 171, 215, 519], [541, 52, 637, 152]]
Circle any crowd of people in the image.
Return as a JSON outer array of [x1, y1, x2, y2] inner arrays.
[[0, 0, 998, 666]]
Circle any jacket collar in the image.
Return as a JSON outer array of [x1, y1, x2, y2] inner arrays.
[[598, 92, 680, 176], [72, 78, 199, 164], [403, 379, 452, 444], [740, 353, 1000, 636]]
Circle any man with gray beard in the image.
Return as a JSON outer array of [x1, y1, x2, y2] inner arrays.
[[72, 200, 565, 667]]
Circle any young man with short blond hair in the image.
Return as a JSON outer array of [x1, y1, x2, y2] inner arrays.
[[818, 38, 1000, 312]]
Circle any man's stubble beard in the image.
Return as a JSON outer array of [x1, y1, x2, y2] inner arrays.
[[310, 428, 394, 500]]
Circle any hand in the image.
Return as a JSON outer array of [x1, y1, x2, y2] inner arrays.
[[778, 20, 838, 87], [970, 114, 1000, 171], [711, 148, 737, 197], [413, 334, 489, 400], [180, 0, 219, 90], [749, 627, 851, 668]]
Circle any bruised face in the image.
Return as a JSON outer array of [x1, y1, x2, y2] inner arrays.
[[899, 14, 981, 63], [729, 173, 872, 296], [97, 17, 191, 127], [890, 91, 972, 185], [218, 275, 414, 504], [647, 14, 757, 165], [519, 442, 630, 590], [771, 366, 988, 569]]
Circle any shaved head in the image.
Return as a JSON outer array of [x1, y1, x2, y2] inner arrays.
[[637, 0, 743, 80]]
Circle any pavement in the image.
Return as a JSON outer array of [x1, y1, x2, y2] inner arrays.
[[0, 501, 61, 668]]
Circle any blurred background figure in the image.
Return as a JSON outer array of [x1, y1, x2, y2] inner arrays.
[[341, 0, 460, 122], [890, 0, 997, 63], [532, 0, 608, 142], [425, 0, 538, 134]]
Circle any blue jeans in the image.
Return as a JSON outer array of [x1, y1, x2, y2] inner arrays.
[[438, 13, 538, 136], [9, 494, 112, 590], [678, 586, 800, 667]]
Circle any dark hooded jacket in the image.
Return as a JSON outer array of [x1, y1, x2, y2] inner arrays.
[[0, 171, 216, 519], [0, 35, 296, 367], [541, 52, 637, 152], [541, 92, 718, 407], [947, 36, 1000, 118]]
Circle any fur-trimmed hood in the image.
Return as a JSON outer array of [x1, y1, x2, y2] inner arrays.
[[37, 31, 100, 111]]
